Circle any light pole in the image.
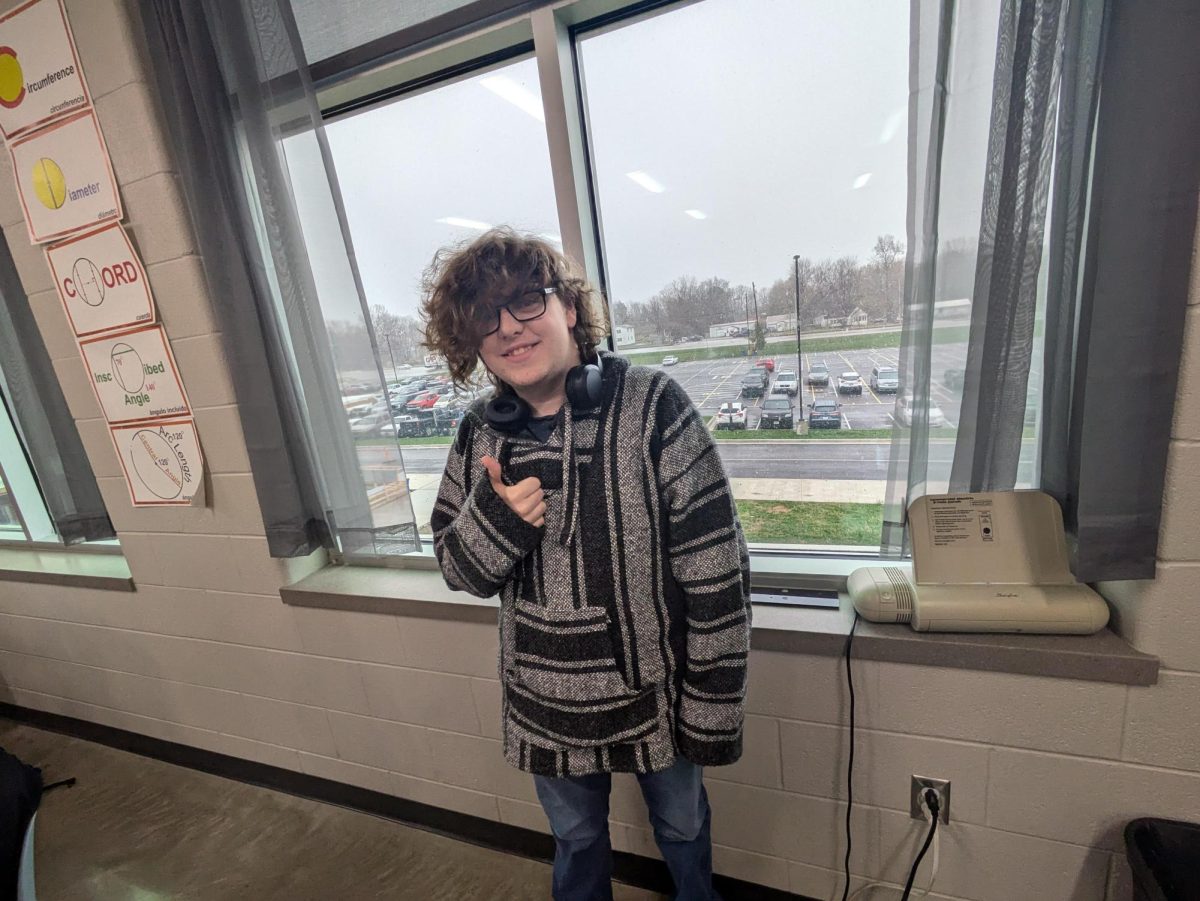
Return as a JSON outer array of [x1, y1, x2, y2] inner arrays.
[[793, 255, 803, 379], [743, 291, 751, 356], [384, 334, 397, 381], [751, 282, 761, 354]]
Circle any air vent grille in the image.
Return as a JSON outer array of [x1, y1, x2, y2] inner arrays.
[[883, 567, 914, 622]]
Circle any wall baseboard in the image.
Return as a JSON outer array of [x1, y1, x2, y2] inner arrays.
[[0, 702, 815, 901]]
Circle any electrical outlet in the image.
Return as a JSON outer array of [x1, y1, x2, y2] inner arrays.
[[910, 775, 951, 824]]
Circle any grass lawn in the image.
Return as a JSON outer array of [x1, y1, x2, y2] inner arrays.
[[355, 436, 453, 447], [799, 427, 959, 440], [712, 429, 801, 439], [735, 500, 883, 546]]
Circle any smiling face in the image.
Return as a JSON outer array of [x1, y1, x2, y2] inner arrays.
[[478, 286, 581, 415]]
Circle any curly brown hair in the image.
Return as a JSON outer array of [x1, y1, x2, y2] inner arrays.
[[421, 228, 608, 390]]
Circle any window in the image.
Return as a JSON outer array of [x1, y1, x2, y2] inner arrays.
[[289, 54, 559, 558], [0, 389, 59, 544], [287, 0, 1055, 563], [576, 0, 909, 550]]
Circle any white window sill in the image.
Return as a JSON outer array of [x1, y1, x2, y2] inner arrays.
[[281, 560, 1158, 687], [0, 545, 133, 591]]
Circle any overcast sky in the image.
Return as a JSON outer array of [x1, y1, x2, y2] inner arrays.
[[286, 0, 997, 325]]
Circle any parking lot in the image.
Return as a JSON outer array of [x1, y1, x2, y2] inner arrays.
[[658, 344, 966, 431]]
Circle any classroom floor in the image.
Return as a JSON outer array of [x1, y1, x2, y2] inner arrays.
[[0, 719, 662, 900]]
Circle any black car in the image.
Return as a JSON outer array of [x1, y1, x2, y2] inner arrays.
[[759, 397, 794, 429], [395, 408, 462, 438], [807, 399, 843, 429], [740, 372, 767, 398], [807, 362, 830, 386]]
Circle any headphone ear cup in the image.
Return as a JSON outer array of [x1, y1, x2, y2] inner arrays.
[[485, 394, 530, 432], [565, 362, 603, 410]]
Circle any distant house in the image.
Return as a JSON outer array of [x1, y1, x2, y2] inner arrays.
[[614, 324, 636, 346], [848, 307, 869, 326]]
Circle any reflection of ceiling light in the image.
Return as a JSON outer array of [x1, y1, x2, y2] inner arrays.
[[479, 76, 545, 122], [852, 173, 872, 190], [879, 107, 905, 143], [626, 171, 665, 193], [436, 217, 492, 230], [538, 233, 563, 244], [685, 209, 707, 220]]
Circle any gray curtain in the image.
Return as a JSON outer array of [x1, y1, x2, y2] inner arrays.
[[139, 0, 419, 557], [0, 237, 113, 544], [1041, 0, 1200, 580], [949, 0, 1067, 490], [887, 0, 1195, 582]]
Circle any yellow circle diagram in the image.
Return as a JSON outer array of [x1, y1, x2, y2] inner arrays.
[[32, 158, 66, 210], [0, 50, 23, 108]]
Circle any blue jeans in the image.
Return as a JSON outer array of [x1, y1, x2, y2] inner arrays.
[[533, 757, 719, 901]]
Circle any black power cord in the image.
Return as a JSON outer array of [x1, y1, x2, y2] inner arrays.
[[900, 790, 941, 900], [839, 612, 860, 901]]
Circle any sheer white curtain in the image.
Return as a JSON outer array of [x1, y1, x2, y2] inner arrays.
[[141, 0, 421, 557]]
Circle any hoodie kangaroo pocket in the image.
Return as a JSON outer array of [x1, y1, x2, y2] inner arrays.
[[512, 601, 641, 701]]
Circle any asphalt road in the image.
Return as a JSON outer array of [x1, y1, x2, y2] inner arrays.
[[371, 440, 1037, 484]]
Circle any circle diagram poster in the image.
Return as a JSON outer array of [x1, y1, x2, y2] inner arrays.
[[46, 223, 154, 337], [110, 417, 204, 506], [78, 323, 190, 424], [0, 0, 89, 139], [9, 108, 120, 243]]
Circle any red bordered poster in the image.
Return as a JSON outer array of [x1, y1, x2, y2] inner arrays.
[[0, 0, 91, 139], [9, 108, 121, 244], [77, 323, 190, 424], [46, 222, 154, 337]]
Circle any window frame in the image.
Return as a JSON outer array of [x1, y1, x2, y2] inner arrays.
[[311, 0, 901, 580]]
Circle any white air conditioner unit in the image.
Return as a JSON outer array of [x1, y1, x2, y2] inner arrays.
[[849, 491, 1110, 635]]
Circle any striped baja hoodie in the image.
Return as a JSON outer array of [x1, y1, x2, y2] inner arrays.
[[431, 353, 751, 777]]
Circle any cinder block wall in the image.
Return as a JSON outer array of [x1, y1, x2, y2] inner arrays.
[[0, 3, 1196, 898]]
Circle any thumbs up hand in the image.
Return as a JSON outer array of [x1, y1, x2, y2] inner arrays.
[[481, 456, 546, 528]]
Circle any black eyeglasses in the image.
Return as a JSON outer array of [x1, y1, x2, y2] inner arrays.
[[479, 287, 555, 336]]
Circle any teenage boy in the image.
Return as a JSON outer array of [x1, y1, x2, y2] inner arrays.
[[426, 229, 750, 901]]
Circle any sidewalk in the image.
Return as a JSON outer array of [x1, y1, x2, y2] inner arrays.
[[401, 473, 886, 534]]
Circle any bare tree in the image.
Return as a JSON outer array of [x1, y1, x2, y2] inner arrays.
[[872, 235, 905, 321]]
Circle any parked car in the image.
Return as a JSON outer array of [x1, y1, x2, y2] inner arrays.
[[755, 358, 776, 373], [715, 402, 747, 430], [895, 393, 948, 428], [837, 371, 864, 395], [406, 392, 441, 410], [943, 368, 965, 391], [394, 414, 432, 438], [807, 399, 843, 429], [870, 366, 900, 393], [349, 413, 389, 437], [662, 355, 679, 366], [807, 362, 830, 386], [740, 373, 767, 398], [772, 370, 799, 396], [759, 397, 795, 429]]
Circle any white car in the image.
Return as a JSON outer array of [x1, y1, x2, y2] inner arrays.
[[895, 393, 948, 428], [870, 365, 900, 393], [772, 371, 799, 396], [837, 371, 864, 395], [662, 355, 679, 366], [715, 402, 747, 430], [349, 413, 389, 437]]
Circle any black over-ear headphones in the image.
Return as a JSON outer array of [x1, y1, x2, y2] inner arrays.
[[485, 349, 604, 433]]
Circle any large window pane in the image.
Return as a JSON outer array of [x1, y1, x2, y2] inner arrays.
[[299, 55, 560, 548], [0, 388, 56, 543], [577, 0, 909, 550]]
